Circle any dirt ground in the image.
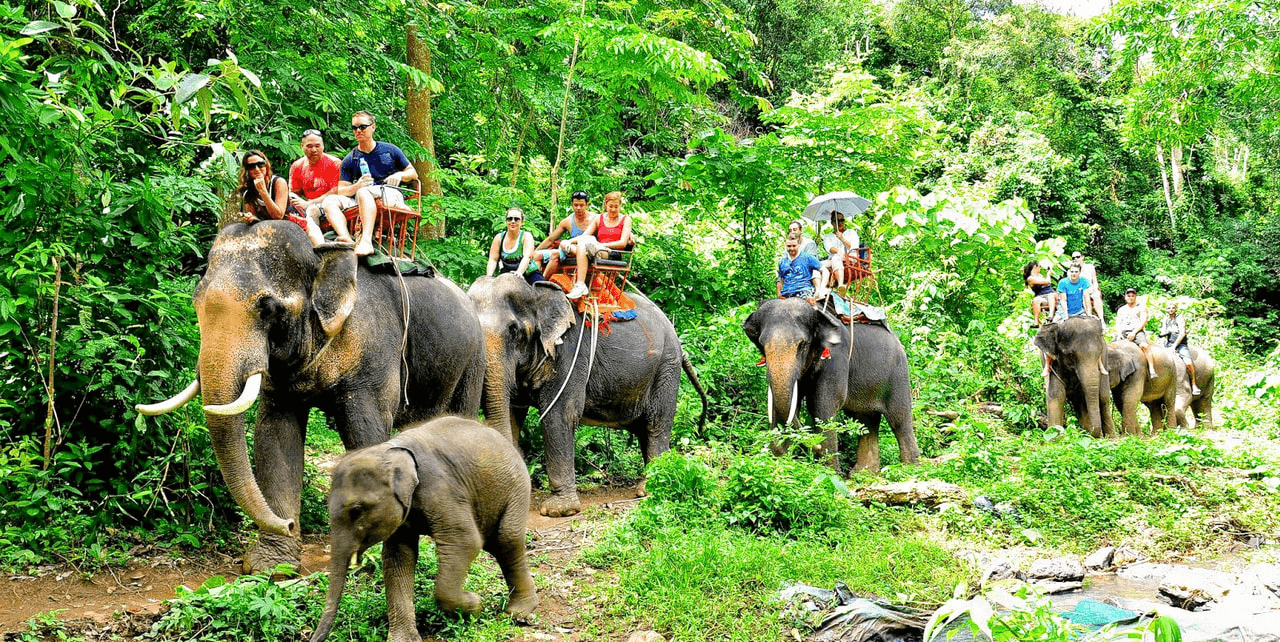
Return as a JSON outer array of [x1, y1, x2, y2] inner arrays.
[[0, 486, 640, 640]]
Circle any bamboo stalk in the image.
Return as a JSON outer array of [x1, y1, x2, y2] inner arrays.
[[42, 256, 62, 470], [549, 0, 587, 234]]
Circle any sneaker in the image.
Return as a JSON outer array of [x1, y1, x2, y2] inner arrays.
[[566, 282, 589, 299], [756, 356, 767, 367], [1191, 384, 1202, 396]]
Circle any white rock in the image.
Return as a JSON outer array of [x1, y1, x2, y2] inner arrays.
[[1158, 566, 1237, 611], [1027, 557, 1085, 582], [1084, 546, 1116, 571], [626, 632, 666, 642]]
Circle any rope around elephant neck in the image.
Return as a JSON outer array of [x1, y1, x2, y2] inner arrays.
[[391, 256, 411, 408], [542, 308, 590, 415]]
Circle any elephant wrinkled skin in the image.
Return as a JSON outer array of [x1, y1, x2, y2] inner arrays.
[[468, 274, 708, 518], [743, 298, 919, 473], [1175, 348, 1217, 429], [310, 417, 537, 642], [1105, 341, 1188, 434], [137, 221, 485, 572]]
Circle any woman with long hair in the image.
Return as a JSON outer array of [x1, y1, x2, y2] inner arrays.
[[238, 150, 291, 225]]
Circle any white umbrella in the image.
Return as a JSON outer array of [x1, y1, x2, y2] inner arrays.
[[801, 191, 872, 222]]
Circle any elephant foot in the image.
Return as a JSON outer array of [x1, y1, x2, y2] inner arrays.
[[539, 491, 581, 517], [506, 587, 539, 621], [242, 533, 302, 575], [634, 478, 648, 498], [436, 590, 482, 616]]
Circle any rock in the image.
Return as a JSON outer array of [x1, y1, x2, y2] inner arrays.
[[1118, 562, 1174, 582], [1084, 546, 1116, 571], [1027, 557, 1085, 583], [626, 632, 666, 642], [982, 560, 1018, 584], [993, 502, 1021, 520], [852, 481, 968, 508], [1111, 546, 1143, 567], [973, 495, 995, 512], [1035, 581, 1084, 594], [1158, 566, 1237, 611], [1241, 563, 1280, 600], [928, 410, 960, 420]]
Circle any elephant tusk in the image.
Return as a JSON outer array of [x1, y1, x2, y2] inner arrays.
[[135, 379, 200, 415], [767, 382, 774, 428], [203, 373, 263, 415], [786, 381, 799, 426]]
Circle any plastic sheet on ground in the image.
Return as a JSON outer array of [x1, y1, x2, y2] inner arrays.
[[779, 582, 941, 642], [1058, 599, 1140, 629]]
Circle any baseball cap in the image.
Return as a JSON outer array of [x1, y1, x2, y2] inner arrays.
[[1071, 251, 1083, 259], [1125, 287, 1137, 295]]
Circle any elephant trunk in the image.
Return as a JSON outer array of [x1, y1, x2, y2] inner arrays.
[[764, 344, 800, 428], [481, 331, 515, 443], [1077, 365, 1104, 438], [310, 540, 355, 642], [201, 367, 297, 538]]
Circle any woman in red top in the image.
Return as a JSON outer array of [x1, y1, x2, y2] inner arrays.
[[594, 191, 634, 260]]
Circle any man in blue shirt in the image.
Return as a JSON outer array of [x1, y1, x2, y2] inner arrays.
[[320, 111, 418, 256], [777, 233, 822, 304], [1057, 265, 1095, 317]]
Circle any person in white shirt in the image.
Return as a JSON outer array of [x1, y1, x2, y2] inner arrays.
[[1113, 288, 1157, 379], [822, 211, 860, 291]]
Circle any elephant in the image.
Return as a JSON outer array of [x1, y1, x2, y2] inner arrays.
[[1034, 315, 1115, 437], [310, 417, 537, 642], [1104, 341, 1189, 435], [466, 273, 708, 518], [1175, 348, 1217, 429], [742, 297, 919, 473], [135, 221, 485, 572]]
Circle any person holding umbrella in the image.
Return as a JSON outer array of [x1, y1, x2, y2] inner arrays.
[[822, 211, 860, 291]]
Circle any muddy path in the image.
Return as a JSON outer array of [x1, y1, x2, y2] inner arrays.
[[0, 486, 640, 638]]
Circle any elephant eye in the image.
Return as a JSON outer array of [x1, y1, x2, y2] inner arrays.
[[256, 296, 285, 321]]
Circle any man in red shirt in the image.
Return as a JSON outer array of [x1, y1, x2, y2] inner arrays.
[[289, 129, 341, 246]]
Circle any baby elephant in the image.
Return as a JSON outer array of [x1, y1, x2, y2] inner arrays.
[[310, 416, 538, 642]]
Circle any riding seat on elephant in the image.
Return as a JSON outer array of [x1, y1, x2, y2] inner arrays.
[[743, 297, 919, 473], [467, 273, 708, 518], [136, 220, 486, 573]]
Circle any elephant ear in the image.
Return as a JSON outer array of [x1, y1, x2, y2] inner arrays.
[[312, 245, 358, 337], [386, 447, 419, 522], [743, 308, 764, 346], [814, 308, 845, 349], [1033, 324, 1059, 357], [532, 286, 576, 358], [1108, 343, 1140, 383]]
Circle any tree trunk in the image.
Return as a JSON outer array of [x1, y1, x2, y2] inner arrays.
[[407, 22, 444, 239], [1156, 142, 1176, 237], [1170, 144, 1184, 197]]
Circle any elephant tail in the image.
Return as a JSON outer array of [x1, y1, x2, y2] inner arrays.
[[681, 351, 709, 434]]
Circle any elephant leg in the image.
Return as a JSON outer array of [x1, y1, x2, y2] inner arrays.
[[886, 382, 919, 464], [851, 412, 881, 473], [433, 523, 484, 615], [487, 510, 538, 618], [1121, 387, 1142, 436], [383, 529, 422, 642], [810, 379, 844, 471], [1068, 394, 1098, 438], [1099, 382, 1118, 439], [333, 386, 396, 450], [1045, 372, 1066, 428], [539, 397, 583, 517], [510, 405, 530, 450], [633, 403, 675, 499], [244, 400, 308, 574]]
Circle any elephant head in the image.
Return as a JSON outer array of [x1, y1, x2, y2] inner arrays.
[[310, 444, 417, 642], [138, 222, 358, 538], [467, 274, 575, 441], [1034, 316, 1111, 436], [743, 298, 844, 428]]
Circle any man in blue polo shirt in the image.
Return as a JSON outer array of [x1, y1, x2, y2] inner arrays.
[[321, 111, 418, 256], [777, 232, 822, 304]]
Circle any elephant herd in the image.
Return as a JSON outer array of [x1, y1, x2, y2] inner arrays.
[[1034, 316, 1216, 438], [133, 222, 1208, 631]]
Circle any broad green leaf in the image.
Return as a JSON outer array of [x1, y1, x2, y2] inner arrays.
[[173, 73, 210, 105], [20, 21, 61, 35]]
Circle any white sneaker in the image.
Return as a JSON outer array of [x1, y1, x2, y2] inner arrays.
[[566, 282, 589, 299]]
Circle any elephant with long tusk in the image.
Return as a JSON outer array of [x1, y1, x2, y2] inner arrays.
[[744, 297, 918, 473], [135, 221, 486, 571]]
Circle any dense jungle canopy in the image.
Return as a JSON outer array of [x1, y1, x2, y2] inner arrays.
[[4, 0, 1280, 585]]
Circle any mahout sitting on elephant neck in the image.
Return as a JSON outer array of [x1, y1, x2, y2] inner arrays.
[[468, 272, 708, 518], [309, 417, 537, 642], [136, 219, 486, 574]]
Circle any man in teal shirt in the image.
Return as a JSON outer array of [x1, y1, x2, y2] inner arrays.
[[1057, 265, 1095, 317]]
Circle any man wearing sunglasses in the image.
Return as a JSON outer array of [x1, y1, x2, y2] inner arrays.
[[288, 129, 340, 246], [321, 111, 418, 256]]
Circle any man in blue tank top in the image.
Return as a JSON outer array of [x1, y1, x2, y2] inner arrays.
[[777, 233, 822, 304]]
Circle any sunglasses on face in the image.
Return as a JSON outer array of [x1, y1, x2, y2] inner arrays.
[[507, 216, 522, 222], [352, 123, 372, 131], [245, 161, 266, 170]]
